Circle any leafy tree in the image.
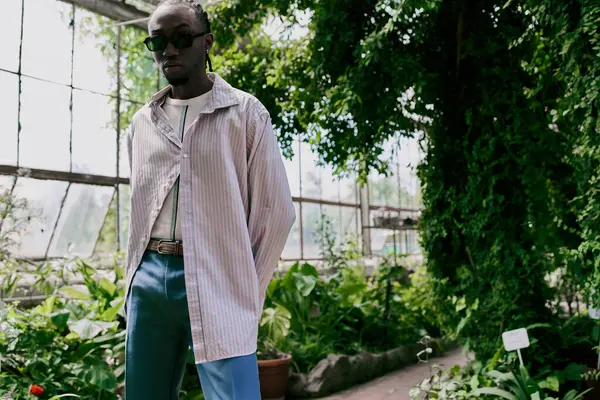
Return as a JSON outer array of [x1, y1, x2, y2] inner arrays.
[[525, 0, 600, 306], [205, 0, 586, 363]]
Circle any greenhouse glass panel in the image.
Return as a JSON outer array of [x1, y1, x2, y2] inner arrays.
[[73, 8, 117, 96], [0, 0, 22, 73], [0, 71, 19, 166], [340, 206, 360, 241], [281, 202, 300, 259], [282, 138, 300, 197], [21, 0, 73, 85], [0, 176, 15, 192], [19, 77, 71, 171], [370, 228, 400, 258], [302, 202, 321, 259], [0, 177, 16, 218], [1, 178, 68, 258], [119, 100, 137, 179], [94, 192, 118, 255], [320, 163, 340, 202], [300, 142, 322, 199], [118, 184, 131, 250], [48, 184, 114, 257], [397, 136, 423, 209], [72, 90, 117, 176], [368, 138, 400, 207], [339, 173, 358, 205], [120, 25, 161, 104], [322, 205, 343, 246]]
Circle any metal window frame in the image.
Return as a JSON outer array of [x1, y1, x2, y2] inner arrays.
[[0, 0, 423, 262]]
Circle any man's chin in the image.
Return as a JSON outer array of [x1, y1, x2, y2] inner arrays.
[[164, 73, 189, 87]]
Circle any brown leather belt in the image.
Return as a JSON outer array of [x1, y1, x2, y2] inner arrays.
[[147, 239, 184, 257]]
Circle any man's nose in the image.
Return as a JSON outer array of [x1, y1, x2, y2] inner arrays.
[[163, 41, 179, 57]]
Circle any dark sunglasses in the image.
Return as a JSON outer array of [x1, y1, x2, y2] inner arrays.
[[143, 31, 207, 52]]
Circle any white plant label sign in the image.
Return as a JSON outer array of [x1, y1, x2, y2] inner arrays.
[[590, 308, 600, 320], [502, 328, 530, 351]]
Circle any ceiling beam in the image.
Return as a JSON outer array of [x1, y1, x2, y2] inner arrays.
[[61, 0, 150, 29], [0, 165, 128, 187]]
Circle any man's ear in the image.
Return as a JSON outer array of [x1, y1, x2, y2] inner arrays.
[[204, 33, 214, 53]]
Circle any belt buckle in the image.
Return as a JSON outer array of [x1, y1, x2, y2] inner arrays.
[[156, 240, 180, 255], [156, 240, 170, 255]]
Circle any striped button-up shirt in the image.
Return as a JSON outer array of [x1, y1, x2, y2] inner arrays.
[[125, 72, 296, 363]]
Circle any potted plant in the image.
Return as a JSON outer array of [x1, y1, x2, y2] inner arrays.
[[257, 305, 293, 400]]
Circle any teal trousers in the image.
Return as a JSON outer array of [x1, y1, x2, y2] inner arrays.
[[124, 251, 261, 399]]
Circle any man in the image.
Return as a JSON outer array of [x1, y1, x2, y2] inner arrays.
[[123, 0, 296, 398]]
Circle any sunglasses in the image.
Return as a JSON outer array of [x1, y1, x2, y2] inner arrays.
[[143, 31, 207, 52]]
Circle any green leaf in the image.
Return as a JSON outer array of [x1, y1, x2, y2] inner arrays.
[[100, 299, 124, 321], [183, 389, 205, 400], [114, 265, 125, 281], [525, 323, 551, 331], [266, 278, 280, 300], [36, 295, 56, 315], [50, 312, 70, 331], [337, 282, 367, 298], [472, 387, 518, 400], [454, 314, 470, 338], [299, 263, 319, 278], [539, 375, 560, 392], [260, 305, 291, 341], [564, 363, 586, 381], [292, 272, 318, 297], [114, 364, 125, 378], [60, 286, 91, 300], [562, 389, 593, 400], [469, 373, 480, 390], [82, 364, 117, 391], [99, 278, 117, 297], [69, 318, 118, 340]]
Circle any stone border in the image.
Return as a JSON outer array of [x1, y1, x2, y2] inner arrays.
[[288, 338, 456, 398]]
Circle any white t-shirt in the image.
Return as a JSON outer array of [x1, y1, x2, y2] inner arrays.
[[150, 90, 212, 240]]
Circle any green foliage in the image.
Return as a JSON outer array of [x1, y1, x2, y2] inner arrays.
[[208, 0, 436, 178], [412, 316, 600, 400], [0, 257, 205, 400], [411, 358, 592, 400], [0, 256, 438, 393], [526, 1, 600, 306], [261, 230, 441, 372], [202, 0, 600, 373], [0, 260, 126, 399], [415, 0, 571, 361]]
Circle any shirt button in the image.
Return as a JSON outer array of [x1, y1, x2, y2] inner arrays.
[[183, 154, 188, 158]]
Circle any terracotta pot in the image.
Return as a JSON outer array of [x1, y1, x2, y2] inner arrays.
[[258, 353, 292, 400]]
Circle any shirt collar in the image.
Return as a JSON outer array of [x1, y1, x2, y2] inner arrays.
[[149, 72, 239, 115]]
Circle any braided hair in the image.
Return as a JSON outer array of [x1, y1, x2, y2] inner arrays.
[[155, 0, 213, 71]]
